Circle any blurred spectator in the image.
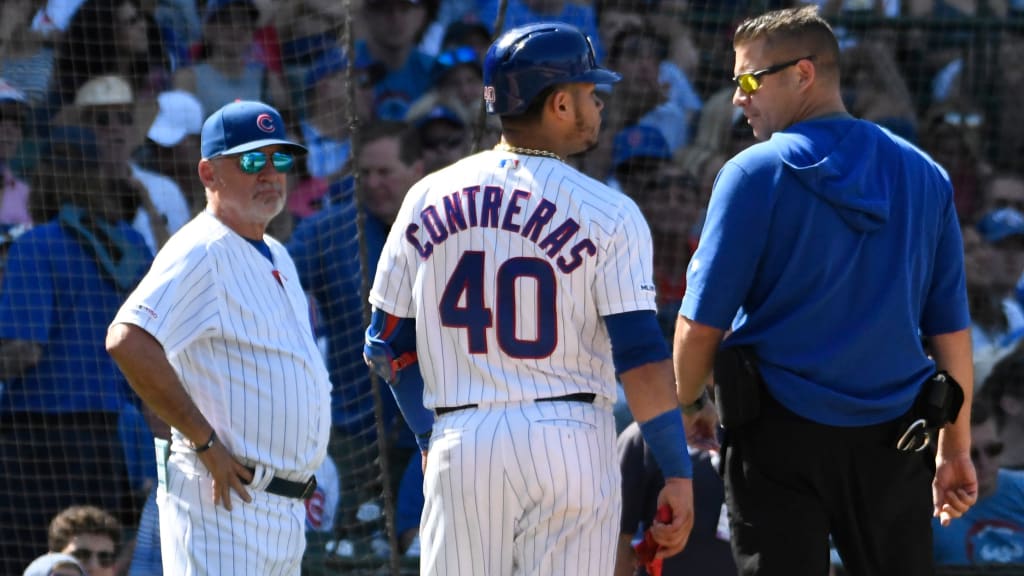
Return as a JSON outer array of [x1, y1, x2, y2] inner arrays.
[[932, 400, 1024, 565], [409, 104, 469, 174], [638, 164, 706, 341], [0, 0, 55, 106], [55, 74, 189, 252], [615, 421, 737, 576], [903, 0, 1007, 110], [963, 225, 1022, 386], [610, 123, 671, 193], [53, 0, 171, 107], [432, 45, 483, 115], [173, 0, 289, 119], [138, 89, 205, 214], [22, 553, 85, 576], [287, 122, 423, 545], [438, 19, 491, 58], [979, 344, 1024, 470], [0, 79, 32, 228], [476, 0, 605, 61], [47, 505, 121, 576], [840, 40, 918, 142], [0, 129, 151, 573], [606, 25, 693, 152], [356, 0, 437, 121], [301, 47, 380, 180], [918, 98, 992, 222], [989, 25, 1024, 171], [676, 85, 756, 196]]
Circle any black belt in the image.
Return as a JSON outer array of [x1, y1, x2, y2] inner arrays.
[[435, 392, 597, 416], [244, 467, 317, 500]]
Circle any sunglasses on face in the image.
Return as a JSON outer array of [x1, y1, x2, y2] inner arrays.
[[82, 108, 134, 127], [69, 547, 116, 567], [943, 111, 983, 128], [971, 441, 1004, 461], [437, 46, 477, 69], [733, 55, 815, 95], [233, 151, 295, 174]]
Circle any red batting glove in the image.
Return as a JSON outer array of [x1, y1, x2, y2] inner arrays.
[[633, 505, 672, 576]]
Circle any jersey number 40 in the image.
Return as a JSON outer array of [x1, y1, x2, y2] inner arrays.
[[439, 251, 557, 359]]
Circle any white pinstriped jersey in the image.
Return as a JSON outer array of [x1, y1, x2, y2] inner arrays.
[[113, 211, 331, 479], [369, 150, 658, 408]]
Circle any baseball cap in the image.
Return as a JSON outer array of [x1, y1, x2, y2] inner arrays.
[[412, 104, 466, 129], [0, 78, 27, 104], [22, 552, 85, 576], [612, 124, 671, 168], [148, 91, 205, 148], [201, 100, 307, 159], [976, 207, 1024, 243]]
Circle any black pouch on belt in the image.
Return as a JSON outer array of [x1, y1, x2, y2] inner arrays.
[[712, 345, 762, 429], [896, 371, 965, 452]]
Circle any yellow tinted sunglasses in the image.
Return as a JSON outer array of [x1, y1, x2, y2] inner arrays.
[[733, 55, 815, 95]]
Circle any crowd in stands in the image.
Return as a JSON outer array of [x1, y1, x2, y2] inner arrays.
[[0, 0, 1023, 573]]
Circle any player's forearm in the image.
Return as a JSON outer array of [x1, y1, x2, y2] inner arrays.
[[620, 359, 679, 423], [672, 315, 724, 406], [928, 328, 974, 457], [106, 323, 213, 446]]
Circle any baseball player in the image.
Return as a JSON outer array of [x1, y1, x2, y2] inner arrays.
[[364, 22, 694, 575], [106, 100, 331, 573]]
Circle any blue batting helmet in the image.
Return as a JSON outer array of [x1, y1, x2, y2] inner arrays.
[[483, 22, 621, 116]]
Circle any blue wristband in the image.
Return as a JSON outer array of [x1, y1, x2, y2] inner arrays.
[[638, 409, 693, 479]]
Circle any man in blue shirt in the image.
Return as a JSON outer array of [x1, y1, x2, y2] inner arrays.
[[673, 6, 976, 576], [0, 131, 152, 573]]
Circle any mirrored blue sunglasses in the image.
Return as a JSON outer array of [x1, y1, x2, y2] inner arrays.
[[235, 151, 295, 174], [437, 46, 478, 68]]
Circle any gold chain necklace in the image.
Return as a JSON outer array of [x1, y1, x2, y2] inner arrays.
[[494, 143, 563, 162]]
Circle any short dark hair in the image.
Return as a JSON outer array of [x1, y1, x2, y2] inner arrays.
[[981, 343, 1024, 430], [499, 84, 560, 133], [733, 5, 841, 83], [48, 505, 121, 553], [356, 120, 422, 165]]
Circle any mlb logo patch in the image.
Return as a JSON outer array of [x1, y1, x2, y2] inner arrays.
[[499, 158, 519, 169]]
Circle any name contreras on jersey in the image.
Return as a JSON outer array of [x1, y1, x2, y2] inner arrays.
[[404, 185, 597, 273]]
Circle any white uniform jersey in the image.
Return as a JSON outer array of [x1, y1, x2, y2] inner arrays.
[[369, 150, 658, 408], [113, 211, 332, 478]]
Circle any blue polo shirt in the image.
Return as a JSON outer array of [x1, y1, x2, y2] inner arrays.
[[0, 221, 152, 413], [287, 192, 405, 447], [681, 117, 969, 426]]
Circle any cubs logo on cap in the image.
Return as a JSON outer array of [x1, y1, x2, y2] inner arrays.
[[200, 100, 307, 159]]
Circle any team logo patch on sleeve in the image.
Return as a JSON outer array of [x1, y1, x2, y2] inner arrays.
[[136, 304, 159, 319]]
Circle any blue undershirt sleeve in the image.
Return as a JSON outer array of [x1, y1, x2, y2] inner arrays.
[[604, 310, 671, 375]]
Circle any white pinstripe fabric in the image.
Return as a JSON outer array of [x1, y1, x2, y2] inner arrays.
[[158, 451, 306, 575], [370, 150, 653, 575], [421, 401, 620, 576], [113, 211, 331, 573], [369, 150, 658, 409]]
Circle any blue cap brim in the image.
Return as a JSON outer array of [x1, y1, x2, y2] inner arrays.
[[574, 68, 621, 85], [211, 138, 308, 157]]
